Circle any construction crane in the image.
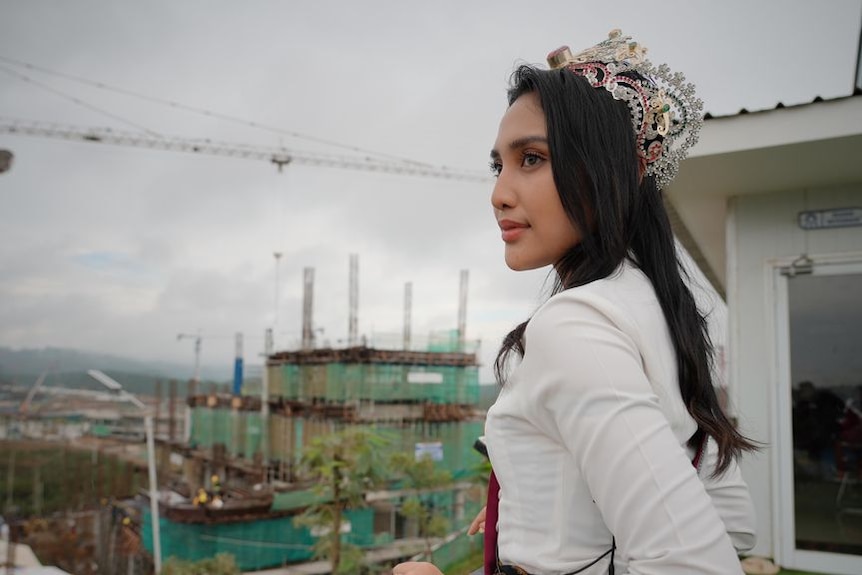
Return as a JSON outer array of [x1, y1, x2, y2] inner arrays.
[[177, 332, 203, 386], [18, 368, 51, 415], [0, 117, 490, 182], [16, 367, 143, 415]]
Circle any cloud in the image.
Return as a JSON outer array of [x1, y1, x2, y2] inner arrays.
[[1, 0, 859, 383]]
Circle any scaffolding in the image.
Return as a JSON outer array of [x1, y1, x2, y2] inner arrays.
[[266, 363, 478, 405], [265, 344, 478, 402], [188, 410, 485, 476], [168, 343, 485, 571]]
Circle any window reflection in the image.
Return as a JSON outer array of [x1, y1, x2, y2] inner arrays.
[[789, 272, 862, 555]]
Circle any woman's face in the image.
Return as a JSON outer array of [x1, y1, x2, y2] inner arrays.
[[490, 92, 581, 271]]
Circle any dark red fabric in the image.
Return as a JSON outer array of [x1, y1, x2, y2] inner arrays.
[[484, 470, 500, 575], [692, 434, 706, 470]]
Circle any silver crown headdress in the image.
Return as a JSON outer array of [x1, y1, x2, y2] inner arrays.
[[547, 29, 703, 189]]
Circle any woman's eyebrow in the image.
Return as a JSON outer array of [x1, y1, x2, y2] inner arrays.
[[508, 135, 548, 149], [490, 135, 549, 159]]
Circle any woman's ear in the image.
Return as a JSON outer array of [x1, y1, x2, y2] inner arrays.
[[637, 155, 647, 184]]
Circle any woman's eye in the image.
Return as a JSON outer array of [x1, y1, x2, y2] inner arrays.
[[522, 153, 544, 167], [488, 161, 502, 177]]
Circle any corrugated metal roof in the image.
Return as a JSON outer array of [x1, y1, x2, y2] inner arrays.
[[704, 88, 862, 120]]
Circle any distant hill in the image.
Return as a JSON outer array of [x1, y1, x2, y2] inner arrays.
[[0, 346, 207, 377], [0, 369, 211, 398], [0, 346, 253, 397], [0, 346, 234, 379]]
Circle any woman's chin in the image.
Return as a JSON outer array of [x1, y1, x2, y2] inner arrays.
[[504, 255, 544, 272]]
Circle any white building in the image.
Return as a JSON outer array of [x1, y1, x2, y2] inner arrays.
[[668, 90, 862, 574]]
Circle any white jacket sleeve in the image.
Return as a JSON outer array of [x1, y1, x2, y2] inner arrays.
[[700, 438, 757, 552], [522, 295, 744, 574]]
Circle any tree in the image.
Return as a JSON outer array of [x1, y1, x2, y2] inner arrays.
[[293, 427, 391, 574], [161, 553, 240, 575], [391, 452, 454, 561]]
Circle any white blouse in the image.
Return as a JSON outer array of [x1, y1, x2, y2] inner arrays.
[[485, 261, 755, 574]]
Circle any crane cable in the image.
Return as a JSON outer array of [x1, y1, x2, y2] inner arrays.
[[0, 54, 433, 167], [0, 63, 161, 136]]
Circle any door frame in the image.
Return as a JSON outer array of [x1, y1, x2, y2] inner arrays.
[[771, 252, 862, 574]]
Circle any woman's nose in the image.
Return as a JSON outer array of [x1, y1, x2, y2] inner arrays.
[[491, 172, 515, 211]]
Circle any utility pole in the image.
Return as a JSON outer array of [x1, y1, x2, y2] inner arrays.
[[85, 370, 162, 574], [144, 415, 162, 574]]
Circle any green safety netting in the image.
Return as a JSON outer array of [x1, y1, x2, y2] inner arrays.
[[432, 527, 485, 572], [426, 329, 462, 353], [189, 411, 485, 477], [181, 354, 487, 571], [142, 494, 483, 571], [267, 363, 479, 404], [189, 409, 263, 457], [371, 421, 486, 476], [141, 507, 374, 570], [271, 489, 330, 512]]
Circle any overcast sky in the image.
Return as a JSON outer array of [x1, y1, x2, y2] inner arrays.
[[1, 0, 860, 383]]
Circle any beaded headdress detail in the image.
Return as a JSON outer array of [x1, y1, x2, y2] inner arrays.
[[547, 29, 703, 189]]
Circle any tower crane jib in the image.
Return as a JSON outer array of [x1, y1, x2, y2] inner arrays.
[[0, 118, 490, 183]]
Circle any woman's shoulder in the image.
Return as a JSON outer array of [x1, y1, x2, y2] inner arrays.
[[529, 260, 656, 335]]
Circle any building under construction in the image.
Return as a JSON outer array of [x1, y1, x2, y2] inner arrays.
[[144, 260, 486, 571]]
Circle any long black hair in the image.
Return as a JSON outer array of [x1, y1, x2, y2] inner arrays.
[[493, 65, 756, 474]]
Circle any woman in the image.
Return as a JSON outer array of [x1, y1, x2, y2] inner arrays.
[[395, 30, 756, 575]]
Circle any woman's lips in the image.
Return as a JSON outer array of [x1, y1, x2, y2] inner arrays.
[[499, 220, 528, 242]]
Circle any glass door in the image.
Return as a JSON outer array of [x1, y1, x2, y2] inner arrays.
[[775, 260, 862, 574]]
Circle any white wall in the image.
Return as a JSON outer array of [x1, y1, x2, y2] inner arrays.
[[729, 182, 862, 557], [676, 240, 729, 391]]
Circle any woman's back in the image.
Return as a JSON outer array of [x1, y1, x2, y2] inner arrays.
[[486, 260, 752, 574]]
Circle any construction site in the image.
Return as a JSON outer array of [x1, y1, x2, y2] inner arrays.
[[1, 259, 488, 574], [0, 26, 493, 573]]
